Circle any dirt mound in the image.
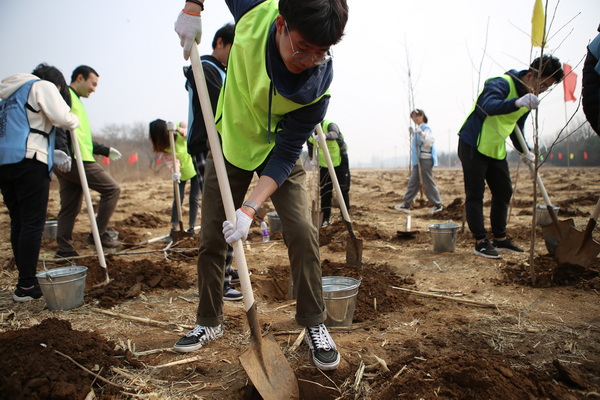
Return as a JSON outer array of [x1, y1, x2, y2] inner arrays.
[[83, 256, 192, 308], [0, 318, 142, 400], [499, 254, 600, 288], [117, 212, 165, 228]]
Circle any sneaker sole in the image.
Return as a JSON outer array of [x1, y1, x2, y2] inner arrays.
[[473, 250, 501, 259], [393, 207, 410, 214], [495, 247, 525, 253], [13, 294, 38, 303], [223, 296, 243, 301]]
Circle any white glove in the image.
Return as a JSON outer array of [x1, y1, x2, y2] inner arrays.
[[53, 150, 71, 173], [223, 208, 253, 244], [109, 147, 122, 160], [515, 93, 539, 110], [172, 172, 181, 182], [174, 11, 202, 60], [521, 151, 535, 165]]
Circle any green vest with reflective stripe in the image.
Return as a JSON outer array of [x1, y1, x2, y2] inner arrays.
[[69, 88, 94, 162], [475, 75, 529, 159], [308, 120, 341, 167], [215, 0, 327, 170]]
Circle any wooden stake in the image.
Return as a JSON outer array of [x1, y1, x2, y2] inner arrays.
[[391, 286, 498, 308]]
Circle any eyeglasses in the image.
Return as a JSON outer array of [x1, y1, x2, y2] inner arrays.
[[284, 21, 333, 66]]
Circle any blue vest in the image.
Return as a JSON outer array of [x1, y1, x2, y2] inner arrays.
[[0, 79, 55, 172]]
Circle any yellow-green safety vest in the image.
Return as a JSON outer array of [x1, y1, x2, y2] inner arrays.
[[473, 75, 529, 159], [69, 88, 94, 162], [308, 120, 342, 167], [165, 130, 196, 181], [215, 0, 328, 170]]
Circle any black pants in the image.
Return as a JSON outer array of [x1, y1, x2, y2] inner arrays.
[[458, 140, 512, 241], [320, 153, 351, 222], [0, 159, 49, 287]]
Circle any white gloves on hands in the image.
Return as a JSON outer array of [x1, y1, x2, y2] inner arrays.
[[515, 93, 540, 110], [223, 208, 253, 244], [175, 11, 202, 60], [521, 151, 536, 165], [53, 150, 71, 173], [109, 147, 122, 160], [172, 172, 181, 182]]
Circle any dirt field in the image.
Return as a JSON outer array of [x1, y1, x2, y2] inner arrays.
[[1, 166, 599, 400]]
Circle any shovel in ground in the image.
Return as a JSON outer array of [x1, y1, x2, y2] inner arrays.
[[513, 126, 574, 254], [166, 122, 196, 243], [189, 44, 299, 400], [315, 124, 363, 265], [555, 196, 600, 267], [68, 128, 110, 286]]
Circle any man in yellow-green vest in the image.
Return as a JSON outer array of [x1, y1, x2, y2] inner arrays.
[[54, 65, 122, 258], [174, 0, 348, 371], [458, 55, 563, 259], [307, 119, 350, 227]]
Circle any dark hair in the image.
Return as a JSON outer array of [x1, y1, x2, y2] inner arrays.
[[149, 119, 171, 153], [529, 55, 564, 82], [279, 0, 348, 46], [31, 63, 70, 106], [212, 23, 235, 49], [411, 109, 428, 124], [70, 65, 99, 83]]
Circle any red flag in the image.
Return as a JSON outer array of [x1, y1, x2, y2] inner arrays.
[[584, 152, 588, 160], [128, 153, 138, 164], [558, 153, 563, 160], [550, 153, 554, 159], [102, 157, 110, 165], [563, 64, 577, 102], [156, 154, 162, 165]]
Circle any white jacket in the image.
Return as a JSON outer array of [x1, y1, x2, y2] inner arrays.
[[0, 73, 79, 165]]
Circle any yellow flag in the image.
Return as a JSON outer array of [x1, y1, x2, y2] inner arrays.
[[531, 0, 545, 47]]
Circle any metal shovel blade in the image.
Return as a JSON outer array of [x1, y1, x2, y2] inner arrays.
[[555, 224, 600, 267], [238, 305, 299, 400], [540, 204, 574, 255], [344, 220, 363, 266]]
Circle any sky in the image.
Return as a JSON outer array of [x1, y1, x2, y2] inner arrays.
[[1, 0, 598, 168]]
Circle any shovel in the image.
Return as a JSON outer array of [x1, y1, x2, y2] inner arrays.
[[315, 124, 363, 265], [513, 126, 574, 254], [555, 196, 600, 267], [68, 128, 110, 286], [189, 44, 299, 400], [166, 122, 196, 243]]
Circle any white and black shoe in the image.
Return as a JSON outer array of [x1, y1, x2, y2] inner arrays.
[[492, 237, 524, 253], [304, 323, 340, 371], [473, 239, 501, 259], [173, 324, 223, 353]]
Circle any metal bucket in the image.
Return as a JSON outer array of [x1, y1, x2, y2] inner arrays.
[[43, 221, 58, 239], [536, 205, 560, 226], [428, 222, 460, 252], [267, 211, 282, 232], [322, 276, 361, 328], [36, 266, 88, 311]]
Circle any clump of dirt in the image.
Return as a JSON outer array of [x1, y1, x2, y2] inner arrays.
[[424, 197, 464, 221], [319, 220, 388, 251], [83, 256, 193, 308], [0, 318, 143, 400], [117, 213, 165, 228], [111, 226, 143, 247], [499, 254, 600, 288], [254, 260, 415, 322]]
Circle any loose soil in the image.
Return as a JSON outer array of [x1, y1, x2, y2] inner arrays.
[[0, 167, 599, 399]]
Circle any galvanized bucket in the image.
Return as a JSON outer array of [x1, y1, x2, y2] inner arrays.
[[428, 222, 460, 252], [36, 266, 88, 311], [322, 276, 361, 328], [266, 211, 283, 232], [535, 205, 560, 226]]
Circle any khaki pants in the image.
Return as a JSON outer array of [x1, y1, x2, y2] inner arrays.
[[195, 152, 326, 327], [55, 161, 120, 253]]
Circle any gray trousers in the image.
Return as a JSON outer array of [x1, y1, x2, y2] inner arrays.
[[403, 158, 442, 207], [55, 161, 120, 252], [196, 152, 326, 327]]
